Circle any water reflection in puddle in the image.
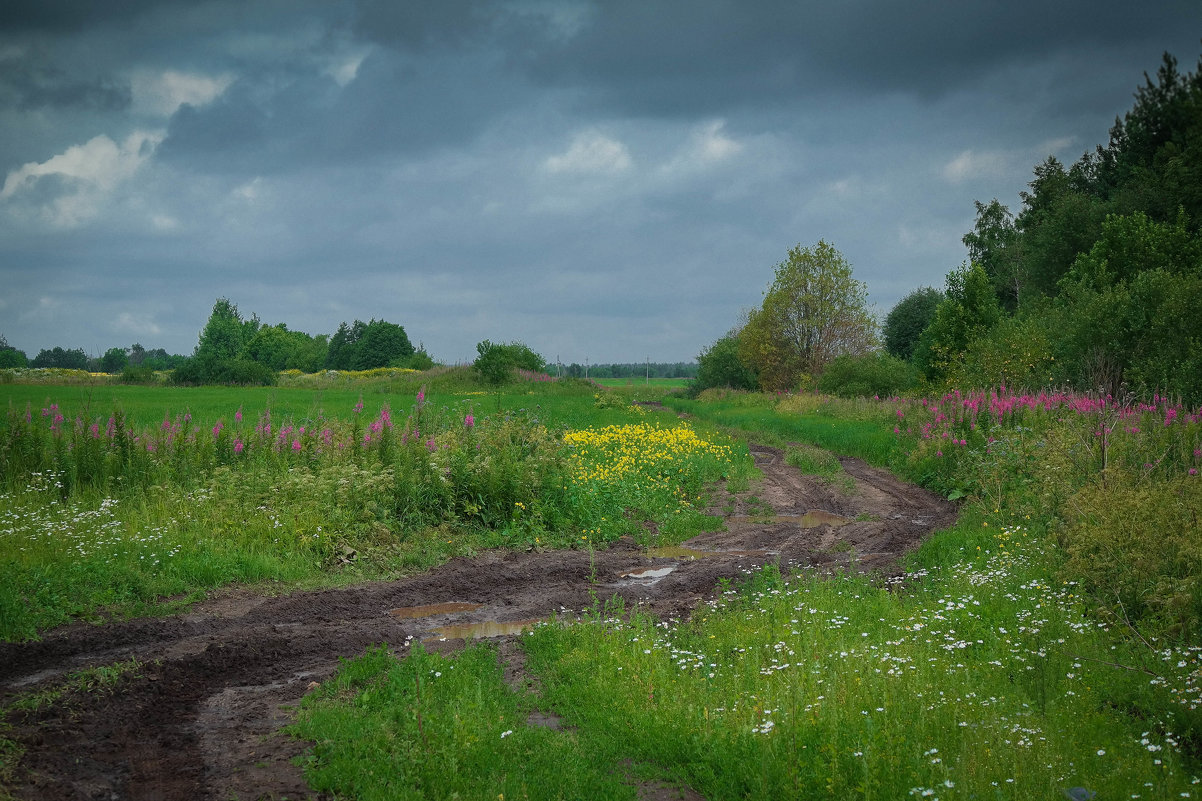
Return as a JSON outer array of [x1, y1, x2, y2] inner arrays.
[[620, 566, 676, 580], [389, 601, 483, 620], [430, 619, 542, 640]]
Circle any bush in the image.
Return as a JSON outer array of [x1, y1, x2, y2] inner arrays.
[[1061, 472, 1202, 642], [694, 333, 757, 394], [883, 287, 943, 361], [473, 340, 545, 386], [171, 357, 277, 386], [119, 366, 160, 385], [814, 353, 916, 398]]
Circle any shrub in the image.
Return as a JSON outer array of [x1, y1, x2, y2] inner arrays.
[[815, 353, 916, 398], [473, 340, 545, 386], [1061, 472, 1202, 642], [694, 332, 758, 394]]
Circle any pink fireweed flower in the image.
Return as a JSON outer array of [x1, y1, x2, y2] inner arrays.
[[426, 438, 436, 452], [465, 413, 475, 428], [235, 406, 243, 424], [1190, 468, 1198, 476], [353, 396, 364, 415], [234, 439, 244, 454], [212, 421, 224, 438], [292, 439, 301, 452], [89, 422, 100, 439]]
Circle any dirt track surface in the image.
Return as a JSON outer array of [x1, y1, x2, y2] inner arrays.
[[0, 444, 957, 800]]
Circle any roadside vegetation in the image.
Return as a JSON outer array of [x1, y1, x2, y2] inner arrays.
[[285, 383, 1201, 800]]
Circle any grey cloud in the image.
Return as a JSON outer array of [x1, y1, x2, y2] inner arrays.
[[0, 60, 131, 111], [0, 0, 183, 32], [508, 0, 1202, 115], [158, 46, 527, 172]]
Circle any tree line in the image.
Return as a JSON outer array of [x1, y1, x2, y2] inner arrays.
[[0, 299, 431, 385], [696, 48, 1202, 404]]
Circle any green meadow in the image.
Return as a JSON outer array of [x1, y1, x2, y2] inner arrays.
[[2, 370, 1200, 799]]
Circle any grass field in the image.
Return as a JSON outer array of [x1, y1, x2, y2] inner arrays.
[[591, 377, 691, 389]]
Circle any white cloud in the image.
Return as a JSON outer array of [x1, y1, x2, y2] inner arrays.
[[691, 120, 743, 163], [113, 312, 162, 337], [543, 130, 632, 174], [0, 130, 164, 227], [324, 49, 371, 87], [232, 177, 264, 201], [941, 148, 1010, 183], [131, 70, 233, 116]]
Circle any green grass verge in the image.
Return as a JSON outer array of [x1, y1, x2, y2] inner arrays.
[[290, 642, 636, 800]]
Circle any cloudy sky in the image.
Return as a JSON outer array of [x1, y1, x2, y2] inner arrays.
[[2, 2, 1200, 365]]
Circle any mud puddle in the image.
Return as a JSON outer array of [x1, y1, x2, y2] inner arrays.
[[0, 442, 957, 801]]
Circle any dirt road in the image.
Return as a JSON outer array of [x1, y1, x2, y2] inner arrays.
[[0, 444, 956, 800]]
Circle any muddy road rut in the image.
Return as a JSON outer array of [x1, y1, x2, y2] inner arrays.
[[0, 444, 956, 800]]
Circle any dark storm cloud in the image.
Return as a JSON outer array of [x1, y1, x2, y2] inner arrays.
[[510, 0, 1202, 114], [0, 59, 131, 111], [0, 0, 183, 32]]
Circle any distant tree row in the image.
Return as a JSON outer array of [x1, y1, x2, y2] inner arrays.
[[1, 300, 433, 386], [554, 362, 698, 380], [0, 335, 187, 373], [172, 299, 432, 385]]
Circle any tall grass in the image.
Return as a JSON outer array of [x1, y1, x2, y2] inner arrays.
[[0, 382, 746, 640]]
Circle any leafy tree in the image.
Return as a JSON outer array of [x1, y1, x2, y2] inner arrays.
[[953, 312, 1057, 391], [141, 348, 186, 370], [1014, 157, 1107, 298], [695, 331, 758, 392], [963, 199, 1025, 309], [0, 334, 27, 368], [1053, 211, 1202, 399], [473, 340, 545, 385], [882, 287, 943, 361], [194, 298, 258, 363], [739, 241, 877, 391], [0, 349, 27, 368], [912, 263, 1003, 383], [100, 347, 129, 373], [324, 319, 413, 370], [31, 347, 88, 369], [245, 324, 329, 372], [326, 322, 353, 370], [352, 319, 414, 370]]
